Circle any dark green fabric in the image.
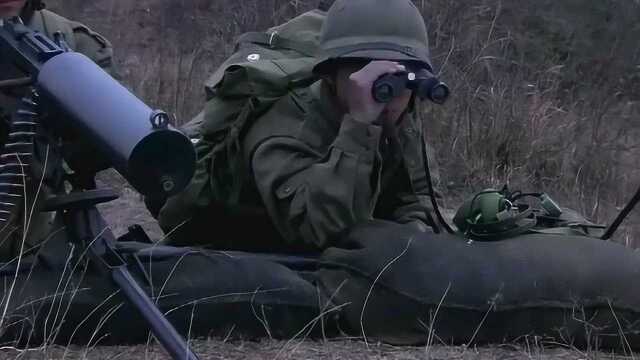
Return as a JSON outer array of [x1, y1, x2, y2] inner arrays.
[[157, 7, 445, 252], [157, 10, 326, 250], [159, 77, 443, 251], [6, 218, 640, 351], [0, 237, 325, 346], [235, 32, 318, 57], [317, 220, 640, 348], [7, 221, 640, 351]]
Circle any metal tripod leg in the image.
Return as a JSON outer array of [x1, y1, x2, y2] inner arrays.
[[45, 189, 199, 360]]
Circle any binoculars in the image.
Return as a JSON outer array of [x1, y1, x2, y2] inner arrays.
[[372, 69, 450, 104]]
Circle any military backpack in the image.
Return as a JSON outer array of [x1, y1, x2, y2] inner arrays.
[[154, 9, 327, 237]]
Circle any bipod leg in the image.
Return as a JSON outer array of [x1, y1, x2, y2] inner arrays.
[[46, 189, 199, 360]]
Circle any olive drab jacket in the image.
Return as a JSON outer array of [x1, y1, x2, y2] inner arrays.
[[159, 78, 442, 252], [243, 80, 441, 249], [0, 9, 115, 260]]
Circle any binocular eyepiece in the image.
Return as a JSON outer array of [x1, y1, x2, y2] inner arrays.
[[372, 69, 450, 104]]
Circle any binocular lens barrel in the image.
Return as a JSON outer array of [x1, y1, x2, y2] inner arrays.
[[416, 77, 450, 105], [372, 71, 450, 105], [372, 74, 408, 103]]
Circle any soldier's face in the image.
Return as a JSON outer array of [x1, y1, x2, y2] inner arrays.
[[0, 0, 25, 18]]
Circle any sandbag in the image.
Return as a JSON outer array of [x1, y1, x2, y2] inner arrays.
[[317, 220, 640, 349], [0, 240, 326, 347]]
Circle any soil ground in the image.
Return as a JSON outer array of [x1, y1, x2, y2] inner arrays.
[[0, 337, 627, 359]]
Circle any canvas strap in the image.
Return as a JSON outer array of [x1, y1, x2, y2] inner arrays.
[[236, 32, 317, 57]]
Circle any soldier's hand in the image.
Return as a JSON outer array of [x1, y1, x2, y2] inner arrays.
[[345, 61, 406, 125]]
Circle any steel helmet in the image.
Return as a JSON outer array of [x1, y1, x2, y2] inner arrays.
[[314, 0, 433, 74]]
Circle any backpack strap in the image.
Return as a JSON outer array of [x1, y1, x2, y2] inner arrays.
[[235, 32, 317, 57]]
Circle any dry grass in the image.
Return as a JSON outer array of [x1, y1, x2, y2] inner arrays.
[[0, 337, 633, 360], [420, 0, 640, 244], [0, 0, 636, 358]]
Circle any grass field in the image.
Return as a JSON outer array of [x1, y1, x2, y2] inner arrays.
[[0, 0, 638, 358]]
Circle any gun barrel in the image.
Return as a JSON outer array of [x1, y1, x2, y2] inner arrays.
[[36, 52, 195, 197]]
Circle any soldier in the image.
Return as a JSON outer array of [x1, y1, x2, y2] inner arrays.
[[253, 0, 441, 247], [1, 0, 115, 117], [0, 0, 115, 259], [158, 0, 443, 252]]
